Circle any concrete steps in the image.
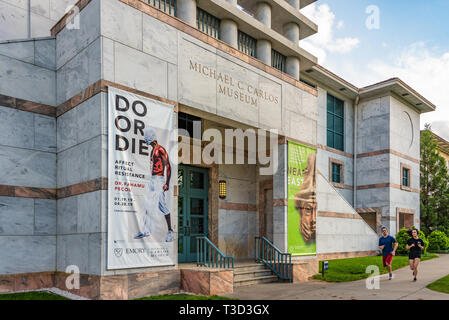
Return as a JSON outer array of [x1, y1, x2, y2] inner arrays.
[[233, 263, 279, 287]]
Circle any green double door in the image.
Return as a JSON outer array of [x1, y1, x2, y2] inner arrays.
[[178, 165, 209, 263]]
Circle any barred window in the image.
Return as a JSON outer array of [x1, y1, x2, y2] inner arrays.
[[238, 31, 256, 57], [271, 49, 286, 73], [197, 8, 220, 39], [146, 0, 176, 16]]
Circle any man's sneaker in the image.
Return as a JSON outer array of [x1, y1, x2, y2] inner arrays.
[[165, 230, 174, 242], [413, 277, 417, 282], [389, 274, 393, 280], [134, 232, 150, 239]]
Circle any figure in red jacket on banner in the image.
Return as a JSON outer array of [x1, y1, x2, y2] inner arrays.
[[134, 128, 174, 242]]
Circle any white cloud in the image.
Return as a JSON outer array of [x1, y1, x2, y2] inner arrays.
[[365, 42, 449, 139], [337, 20, 344, 29], [300, 4, 359, 63]]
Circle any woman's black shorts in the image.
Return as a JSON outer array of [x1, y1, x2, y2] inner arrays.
[[409, 252, 422, 260]]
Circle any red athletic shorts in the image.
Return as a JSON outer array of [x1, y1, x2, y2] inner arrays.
[[383, 254, 393, 267]]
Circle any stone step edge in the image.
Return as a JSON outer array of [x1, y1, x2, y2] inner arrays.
[[234, 269, 273, 276], [234, 275, 279, 283]]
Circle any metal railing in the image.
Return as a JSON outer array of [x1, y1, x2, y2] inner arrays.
[[271, 49, 286, 73], [255, 237, 292, 281], [238, 31, 257, 57], [197, 8, 220, 39], [197, 236, 234, 268], [146, 0, 176, 16]]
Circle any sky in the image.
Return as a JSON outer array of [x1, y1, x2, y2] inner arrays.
[[299, 0, 449, 141]]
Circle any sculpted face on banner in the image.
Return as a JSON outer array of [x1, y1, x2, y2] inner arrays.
[[294, 153, 317, 243]]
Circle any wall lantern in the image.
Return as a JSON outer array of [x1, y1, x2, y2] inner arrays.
[[219, 180, 227, 199]]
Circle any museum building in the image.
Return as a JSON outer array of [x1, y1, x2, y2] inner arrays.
[[0, 0, 436, 299]]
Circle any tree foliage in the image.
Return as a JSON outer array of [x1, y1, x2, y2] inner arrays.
[[420, 128, 449, 236]]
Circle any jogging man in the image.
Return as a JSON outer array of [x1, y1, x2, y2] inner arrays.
[[406, 229, 425, 282], [134, 128, 174, 242], [378, 226, 398, 280]]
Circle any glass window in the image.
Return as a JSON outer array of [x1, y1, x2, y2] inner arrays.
[[190, 198, 204, 215], [402, 168, 410, 187], [178, 112, 202, 139], [190, 171, 204, 189], [331, 163, 341, 184], [327, 93, 345, 151]]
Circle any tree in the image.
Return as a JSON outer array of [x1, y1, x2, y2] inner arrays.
[[420, 127, 449, 235]]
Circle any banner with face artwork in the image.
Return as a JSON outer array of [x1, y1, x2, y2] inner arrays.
[[287, 141, 317, 256], [107, 87, 176, 269]]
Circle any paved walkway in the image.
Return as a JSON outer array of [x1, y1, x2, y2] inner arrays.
[[224, 254, 449, 300]]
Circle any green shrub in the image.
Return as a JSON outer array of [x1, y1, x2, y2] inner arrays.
[[395, 227, 429, 254], [396, 228, 410, 255], [428, 231, 449, 251]]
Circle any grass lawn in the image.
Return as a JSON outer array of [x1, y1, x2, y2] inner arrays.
[[136, 294, 235, 300], [427, 274, 449, 294], [313, 253, 438, 282], [0, 291, 69, 300]]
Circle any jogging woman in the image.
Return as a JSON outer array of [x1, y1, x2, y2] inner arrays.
[[406, 229, 425, 282]]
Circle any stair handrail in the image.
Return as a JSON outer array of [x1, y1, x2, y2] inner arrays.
[[196, 236, 234, 269], [255, 236, 292, 282]]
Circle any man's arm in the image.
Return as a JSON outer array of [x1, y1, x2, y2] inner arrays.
[[392, 241, 398, 255], [163, 150, 171, 191]]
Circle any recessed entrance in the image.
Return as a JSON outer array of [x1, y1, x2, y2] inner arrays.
[[178, 165, 209, 263]]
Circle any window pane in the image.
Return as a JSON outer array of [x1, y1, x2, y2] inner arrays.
[[335, 117, 344, 134], [178, 118, 187, 136], [191, 217, 205, 235], [187, 120, 193, 138], [327, 131, 334, 148], [327, 113, 334, 130], [335, 134, 344, 151], [190, 235, 197, 253], [190, 171, 204, 189], [335, 99, 344, 116], [190, 198, 204, 215], [327, 94, 334, 112], [332, 163, 341, 183]]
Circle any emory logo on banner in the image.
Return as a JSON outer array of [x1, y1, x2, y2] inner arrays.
[[107, 87, 176, 269], [287, 141, 317, 256]]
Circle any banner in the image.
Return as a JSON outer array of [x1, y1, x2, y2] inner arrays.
[[287, 141, 317, 256], [107, 87, 176, 269]]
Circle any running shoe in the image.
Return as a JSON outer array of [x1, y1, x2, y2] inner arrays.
[[134, 232, 150, 239], [165, 230, 174, 242]]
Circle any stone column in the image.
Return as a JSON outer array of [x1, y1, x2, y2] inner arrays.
[[177, 0, 197, 27], [286, 56, 300, 79], [256, 40, 271, 65], [285, 0, 300, 10], [255, 2, 272, 65], [220, 19, 238, 48], [283, 22, 300, 79], [273, 142, 288, 252], [283, 22, 299, 43], [255, 2, 271, 28]]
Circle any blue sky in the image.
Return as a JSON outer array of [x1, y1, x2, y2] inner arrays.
[[300, 0, 449, 140]]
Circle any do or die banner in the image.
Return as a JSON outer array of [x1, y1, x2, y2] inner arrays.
[[287, 141, 317, 256], [107, 87, 176, 269]]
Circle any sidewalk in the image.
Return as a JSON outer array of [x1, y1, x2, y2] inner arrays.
[[223, 254, 449, 300]]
